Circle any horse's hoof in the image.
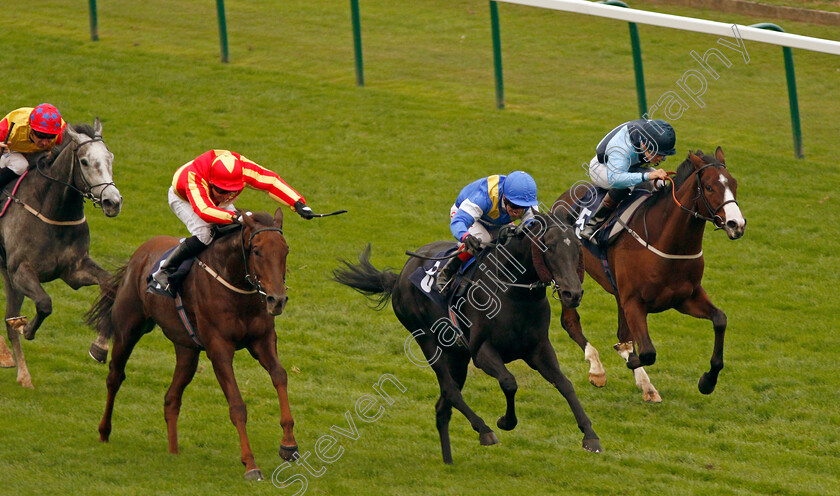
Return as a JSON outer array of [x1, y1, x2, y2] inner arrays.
[[638, 351, 656, 366], [89, 343, 108, 364], [582, 437, 602, 453], [279, 444, 298, 461], [496, 416, 517, 431], [17, 376, 34, 389], [698, 373, 717, 395], [626, 355, 642, 369], [22, 326, 36, 341], [244, 469, 264, 481], [589, 373, 606, 387], [644, 390, 663, 403], [478, 431, 499, 446]]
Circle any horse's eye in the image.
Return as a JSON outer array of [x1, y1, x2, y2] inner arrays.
[[253, 249, 261, 257], [81, 158, 89, 167], [705, 185, 713, 192]]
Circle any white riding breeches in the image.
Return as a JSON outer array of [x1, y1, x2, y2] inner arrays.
[[168, 187, 235, 245], [0, 152, 29, 175]]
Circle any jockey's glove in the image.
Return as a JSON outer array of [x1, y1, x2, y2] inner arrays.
[[463, 234, 483, 254], [294, 200, 315, 220]]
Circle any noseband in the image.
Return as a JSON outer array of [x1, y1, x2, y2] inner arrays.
[[37, 136, 117, 207], [669, 163, 739, 229], [239, 225, 286, 297]]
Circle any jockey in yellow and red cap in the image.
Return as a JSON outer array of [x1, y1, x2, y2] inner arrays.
[[148, 149, 315, 297], [0, 104, 67, 191]]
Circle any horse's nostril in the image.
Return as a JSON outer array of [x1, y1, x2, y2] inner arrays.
[[726, 220, 737, 229], [266, 296, 277, 306]]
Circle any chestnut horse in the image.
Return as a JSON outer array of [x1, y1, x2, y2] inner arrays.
[[552, 148, 745, 402], [85, 208, 297, 480], [334, 214, 601, 464]]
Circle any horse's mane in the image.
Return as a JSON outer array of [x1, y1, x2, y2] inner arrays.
[[658, 149, 719, 198], [211, 210, 278, 250], [32, 123, 97, 168]]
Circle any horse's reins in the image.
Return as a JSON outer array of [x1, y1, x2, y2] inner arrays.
[[613, 162, 739, 261], [5, 135, 117, 226], [666, 163, 738, 229], [194, 224, 287, 296], [37, 135, 117, 208]]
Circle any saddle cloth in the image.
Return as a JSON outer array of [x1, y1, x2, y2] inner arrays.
[[146, 244, 196, 295]]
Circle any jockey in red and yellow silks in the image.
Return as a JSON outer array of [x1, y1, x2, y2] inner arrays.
[[148, 149, 315, 297], [0, 104, 67, 191], [172, 149, 306, 225]]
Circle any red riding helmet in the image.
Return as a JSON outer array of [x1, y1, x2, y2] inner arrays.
[[30, 103, 63, 135], [208, 151, 245, 191]]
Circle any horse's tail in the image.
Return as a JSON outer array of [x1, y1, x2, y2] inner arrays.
[[332, 244, 399, 310], [84, 264, 128, 340]]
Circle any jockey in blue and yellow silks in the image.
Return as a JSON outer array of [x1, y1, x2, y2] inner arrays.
[[579, 119, 676, 241], [436, 171, 539, 293]]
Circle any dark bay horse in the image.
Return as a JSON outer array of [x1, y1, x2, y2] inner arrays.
[[0, 119, 122, 388], [333, 214, 601, 464], [552, 148, 746, 402], [85, 208, 297, 480]]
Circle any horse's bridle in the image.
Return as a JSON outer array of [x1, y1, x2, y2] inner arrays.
[[668, 163, 739, 229], [238, 225, 286, 297], [36, 136, 118, 208]]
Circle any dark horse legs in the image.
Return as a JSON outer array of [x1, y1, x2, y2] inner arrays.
[[247, 333, 299, 460], [525, 340, 601, 453], [473, 344, 519, 431], [421, 337, 497, 465], [676, 286, 726, 394], [164, 344, 201, 454]]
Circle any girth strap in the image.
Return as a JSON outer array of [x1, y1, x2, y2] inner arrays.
[[174, 293, 204, 349]]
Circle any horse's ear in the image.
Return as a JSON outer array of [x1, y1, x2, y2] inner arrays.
[[93, 117, 103, 137], [65, 124, 83, 143], [689, 151, 705, 169], [715, 146, 725, 165], [274, 206, 285, 229]]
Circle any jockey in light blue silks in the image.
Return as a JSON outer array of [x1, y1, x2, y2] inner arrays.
[[579, 119, 676, 241], [436, 171, 540, 293]]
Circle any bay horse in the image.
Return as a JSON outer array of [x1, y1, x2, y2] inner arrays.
[[85, 208, 298, 481], [333, 213, 601, 464], [552, 148, 746, 402], [0, 119, 122, 388]]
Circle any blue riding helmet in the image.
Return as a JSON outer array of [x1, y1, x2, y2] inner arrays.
[[640, 119, 677, 157], [502, 171, 539, 207]]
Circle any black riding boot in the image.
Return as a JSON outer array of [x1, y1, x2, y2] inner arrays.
[[0, 168, 21, 193], [435, 256, 464, 294], [579, 188, 630, 242], [147, 235, 207, 297]]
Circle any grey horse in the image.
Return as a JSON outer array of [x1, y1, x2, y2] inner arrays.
[[0, 118, 122, 388]]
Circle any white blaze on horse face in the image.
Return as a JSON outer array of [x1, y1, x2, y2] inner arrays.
[[719, 176, 745, 228], [81, 140, 121, 204]]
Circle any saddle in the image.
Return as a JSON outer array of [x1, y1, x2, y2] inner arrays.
[[408, 246, 484, 348], [571, 186, 653, 291], [145, 245, 197, 297]]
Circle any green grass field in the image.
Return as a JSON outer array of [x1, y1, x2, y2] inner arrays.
[[1, 1, 839, 494]]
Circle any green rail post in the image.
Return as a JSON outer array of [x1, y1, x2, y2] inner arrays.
[[216, 0, 230, 63], [598, 1, 646, 118], [490, 1, 504, 109], [350, 0, 365, 86], [752, 23, 803, 158], [88, 0, 99, 41]]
